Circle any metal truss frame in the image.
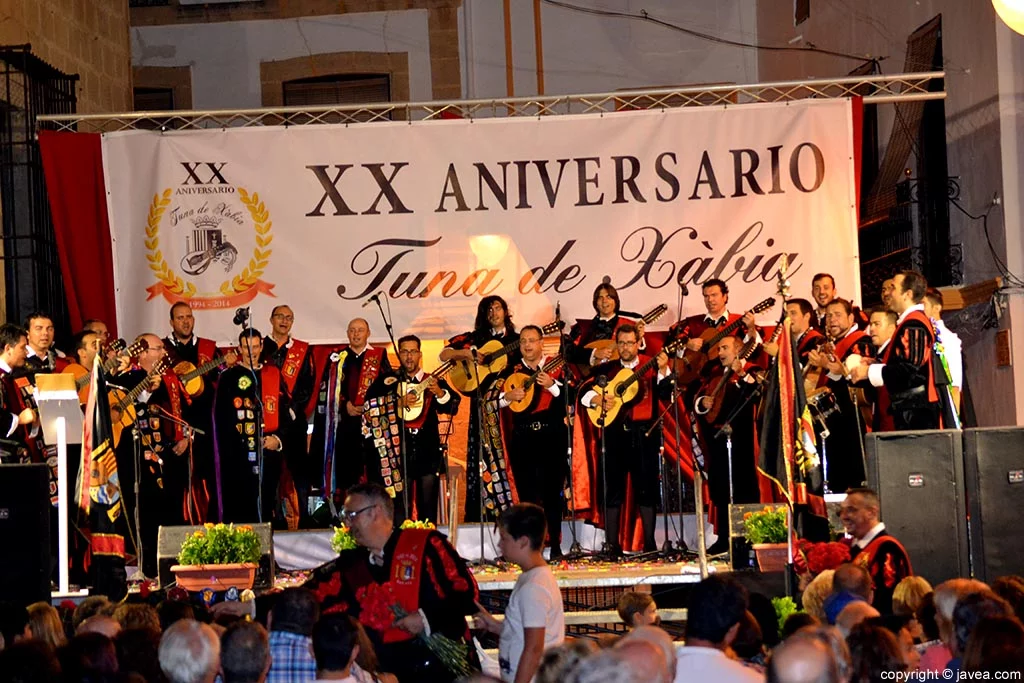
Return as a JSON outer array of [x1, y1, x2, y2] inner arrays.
[[37, 71, 944, 133]]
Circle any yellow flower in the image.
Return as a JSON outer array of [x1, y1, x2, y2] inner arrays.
[[204, 523, 215, 529]]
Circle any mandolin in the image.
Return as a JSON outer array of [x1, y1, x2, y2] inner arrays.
[[448, 321, 562, 395], [584, 304, 668, 362], [109, 357, 171, 448], [585, 338, 685, 427], [675, 296, 777, 386], [63, 338, 148, 405], [502, 355, 566, 413], [396, 360, 456, 421], [173, 352, 237, 397]]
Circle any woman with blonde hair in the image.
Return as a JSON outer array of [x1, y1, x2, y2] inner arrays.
[[801, 570, 835, 623], [892, 576, 932, 617], [27, 602, 67, 649]]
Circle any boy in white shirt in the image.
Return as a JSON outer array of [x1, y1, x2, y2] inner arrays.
[[474, 503, 565, 683]]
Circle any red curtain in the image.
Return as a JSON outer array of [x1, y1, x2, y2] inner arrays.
[[38, 130, 118, 337]]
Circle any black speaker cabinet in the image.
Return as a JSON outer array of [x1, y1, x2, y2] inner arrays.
[[0, 464, 51, 605], [865, 430, 969, 585], [157, 523, 275, 590], [963, 427, 1024, 583]]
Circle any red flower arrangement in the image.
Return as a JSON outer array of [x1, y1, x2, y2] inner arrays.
[[355, 581, 400, 632], [795, 539, 851, 577]]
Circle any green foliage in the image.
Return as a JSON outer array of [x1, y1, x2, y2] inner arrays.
[[743, 505, 789, 545], [331, 525, 357, 554], [177, 523, 262, 565], [772, 596, 800, 634]]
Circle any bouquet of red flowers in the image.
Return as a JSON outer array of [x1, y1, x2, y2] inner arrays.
[[355, 581, 474, 677], [795, 539, 850, 576]]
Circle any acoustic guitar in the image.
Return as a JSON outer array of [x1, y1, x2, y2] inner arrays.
[[396, 360, 456, 421], [448, 321, 562, 395], [585, 338, 685, 427], [675, 296, 777, 386], [109, 357, 171, 448], [62, 338, 148, 405], [501, 355, 566, 413], [584, 304, 668, 362], [173, 352, 236, 397]]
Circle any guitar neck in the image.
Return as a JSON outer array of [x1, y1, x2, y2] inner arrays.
[[117, 363, 165, 411], [181, 357, 222, 382], [705, 317, 746, 350], [523, 356, 564, 390]]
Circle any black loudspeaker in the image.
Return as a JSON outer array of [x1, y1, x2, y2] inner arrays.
[[963, 427, 1024, 583], [865, 430, 969, 585], [0, 464, 51, 605], [157, 524, 275, 590]]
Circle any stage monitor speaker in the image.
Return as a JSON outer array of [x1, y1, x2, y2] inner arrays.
[[963, 427, 1024, 583], [0, 464, 51, 605], [865, 430, 969, 585], [157, 523, 275, 590]]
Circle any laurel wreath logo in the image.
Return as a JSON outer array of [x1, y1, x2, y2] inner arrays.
[[220, 188, 273, 296], [144, 186, 274, 299], [145, 189, 196, 298]]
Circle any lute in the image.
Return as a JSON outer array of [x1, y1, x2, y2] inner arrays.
[[502, 355, 566, 413]]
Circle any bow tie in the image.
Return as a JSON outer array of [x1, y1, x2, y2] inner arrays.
[[595, 319, 614, 332], [369, 551, 385, 567], [706, 317, 726, 328]]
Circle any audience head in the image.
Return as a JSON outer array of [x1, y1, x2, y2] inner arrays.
[[77, 615, 122, 639], [962, 615, 1024, 673], [748, 592, 781, 648], [312, 613, 359, 677], [563, 649, 637, 683], [0, 640, 62, 683], [868, 614, 920, 671], [268, 588, 319, 636], [836, 601, 880, 639], [767, 631, 839, 683], [952, 590, 1013, 657], [833, 564, 873, 602], [158, 619, 221, 683], [345, 616, 384, 680], [991, 576, 1024, 621], [847, 622, 906, 680], [685, 575, 749, 648], [782, 612, 819, 640], [26, 602, 66, 650], [892, 576, 932, 617], [616, 591, 658, 629], [536, 640, 598, 683], [157, 599, 195, 632], [618, 625, 676, 683], [220, 620, 270, 683], [933, 579, 989, 649], [116, 626, 165, 683], [730, 610, 766, 662], [72, 596, 112, 632], [498, 503, 546, 562], [917, 592, 940, 642], [59, 632, 119, 682], [802, 570, 835, 623], [0, 601, 32, 651], [114, 603, 161, 632]]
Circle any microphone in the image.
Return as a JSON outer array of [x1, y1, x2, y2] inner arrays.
[[680, 282, 690, 296], [232, 307, 250, 326], [596, 374, 608, 388], [555, 301, 561, 321], [361, 291, 384, 308]]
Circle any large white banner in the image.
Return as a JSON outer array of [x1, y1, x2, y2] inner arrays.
[[102, 99, 858, 344]]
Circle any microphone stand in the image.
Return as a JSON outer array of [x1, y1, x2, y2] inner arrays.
[[238, 318, 266, 524], [595, 375, 612, 557], [554, 308, 583, 559], [151, 405, 206, 526], [469, 348, 498, 567], [644, 374, 694, 560], [371, 293, 410, 520]]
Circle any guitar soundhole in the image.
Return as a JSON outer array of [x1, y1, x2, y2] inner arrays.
[[615, 385, 625, 397]]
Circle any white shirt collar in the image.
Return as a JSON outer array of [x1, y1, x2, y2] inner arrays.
[[348, 345, 367, 357], [171, 335, 197, 347], [413, 369, 426, 381], [598, 314, 616, 322], [838, 325, 859, 340], [26, 346, 43, 359], [705, 310, 730, 324], [854, 522, 886, 548], [897, 303, 926, 325], [491, 327, 505, 337], [620, 357, 640, 369], [0, 359, 11, 374], [878, 338, 891, 354]]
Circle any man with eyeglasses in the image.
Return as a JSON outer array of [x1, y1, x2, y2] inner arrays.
[[395, 334, 459, 523], [580, 324, 672, 557], [303, 482, 480, 682], [260, 304, 315, 529]]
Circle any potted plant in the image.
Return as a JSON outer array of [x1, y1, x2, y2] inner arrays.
[[331, 519, 436, 554], [171, 523, 262, 592], [743, 505, 790, 572]]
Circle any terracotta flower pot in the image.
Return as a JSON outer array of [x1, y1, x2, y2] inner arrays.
[[170, 563, 257, 592], [752, 543, 789, 572]]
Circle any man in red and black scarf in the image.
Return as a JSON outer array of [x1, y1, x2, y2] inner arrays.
[[839, 487, 912, 615]]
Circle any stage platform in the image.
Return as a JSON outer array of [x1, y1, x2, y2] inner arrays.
[[470, 559, 723, 591]]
